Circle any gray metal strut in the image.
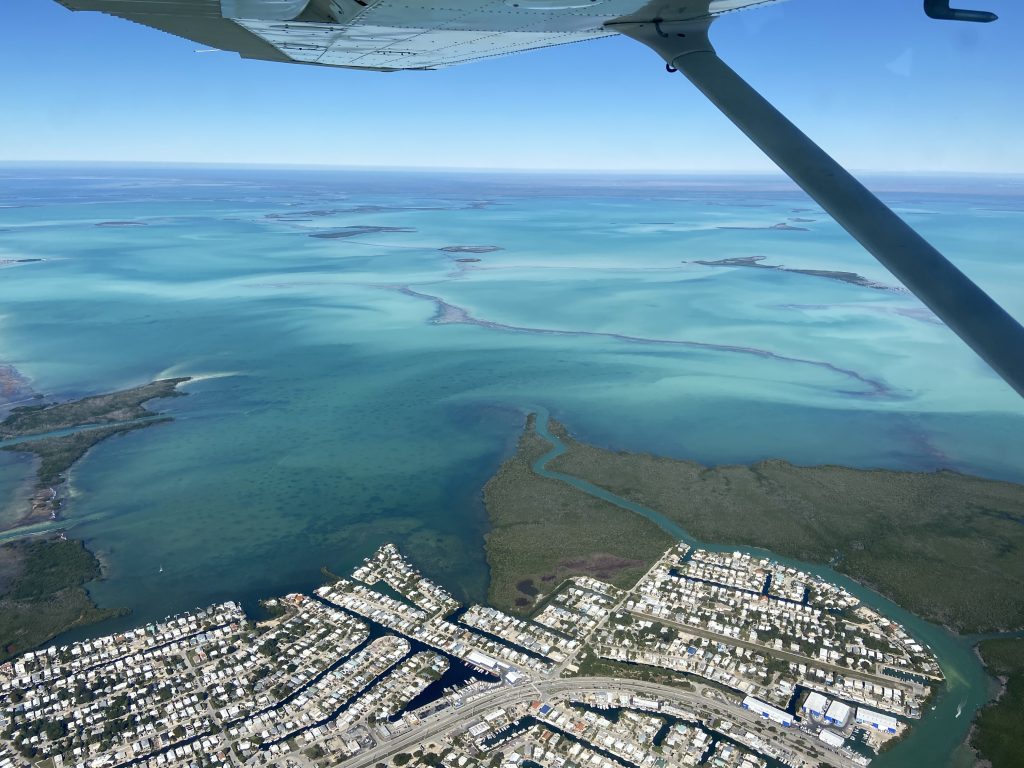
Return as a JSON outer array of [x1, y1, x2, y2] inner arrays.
[[612, 19, 1024, 399]]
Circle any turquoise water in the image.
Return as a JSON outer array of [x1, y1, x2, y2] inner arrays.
[[0, 168, 1022, 760]]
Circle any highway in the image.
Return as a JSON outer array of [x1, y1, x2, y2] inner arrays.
[[338, 676, 861, 768]]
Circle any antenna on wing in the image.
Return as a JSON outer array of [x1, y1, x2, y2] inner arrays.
[[924, 0, 997, 23]]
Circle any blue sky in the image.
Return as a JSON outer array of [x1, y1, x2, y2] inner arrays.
[[1, 0, 1021, 172]]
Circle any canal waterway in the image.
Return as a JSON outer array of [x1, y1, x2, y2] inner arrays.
[[529, 406, 996, 768], [0, 416, 168, 450]]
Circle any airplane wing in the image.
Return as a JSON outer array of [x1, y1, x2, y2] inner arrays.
[[53, 0, 778, 71]]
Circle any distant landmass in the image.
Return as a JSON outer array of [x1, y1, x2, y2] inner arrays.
[[717, 221, 809, 231], [0, 258, 44, 266], [439, 245, 503, 254], [309, 226, 415, 239]]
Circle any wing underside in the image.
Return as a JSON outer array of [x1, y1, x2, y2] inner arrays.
[[55, 0, 779, 71]]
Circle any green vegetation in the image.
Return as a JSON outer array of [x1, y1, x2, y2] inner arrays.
[[0, 377, 188, 660], [573, 651, 696, 689], [543, 419, 1024, 634], [483, 415, 674, 614], [7, 421, 169, 486], [3, 536, 100, 600], [0, 538, 126, 660], [0, 377, 188, 439], [971, 638, 1024, 768], [1, 377, 190, 532]]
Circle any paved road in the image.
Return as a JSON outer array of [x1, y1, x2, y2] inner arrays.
[[636, 610, 923, 692], [338, 676, 859, 768]]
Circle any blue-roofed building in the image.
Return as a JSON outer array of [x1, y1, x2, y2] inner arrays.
[[741, 696, 793, 726]]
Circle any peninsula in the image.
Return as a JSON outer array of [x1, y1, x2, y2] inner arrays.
[[0, 376, 190, 658], [1, 376, 190, 528]]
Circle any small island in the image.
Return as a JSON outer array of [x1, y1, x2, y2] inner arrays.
[[0, 258, 44, 266], [265, 209, 344, 219], [717, 221, 809, 231], [309, 226, 415, 239], [692, 254, 899, 291], [439, 245, 503, 254]]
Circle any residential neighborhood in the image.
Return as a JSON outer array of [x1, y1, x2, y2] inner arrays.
[[0, 543, 942, 768]]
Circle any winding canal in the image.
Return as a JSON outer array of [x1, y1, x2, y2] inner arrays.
[[528, 406, 996, 768]]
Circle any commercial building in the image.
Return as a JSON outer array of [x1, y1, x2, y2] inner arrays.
[[741, 696, 793, 726], [802, 692, 829, 718], [825, 700, 851, 726], [856, 707, 899, 734], [819, 729, 845, 748]]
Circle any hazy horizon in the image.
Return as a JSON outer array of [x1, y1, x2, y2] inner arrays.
[[3, 1, 1023, 173], [6, 161, 1024, 177]]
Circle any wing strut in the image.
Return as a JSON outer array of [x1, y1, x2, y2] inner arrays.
[[611, 18, 1024, 399]]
